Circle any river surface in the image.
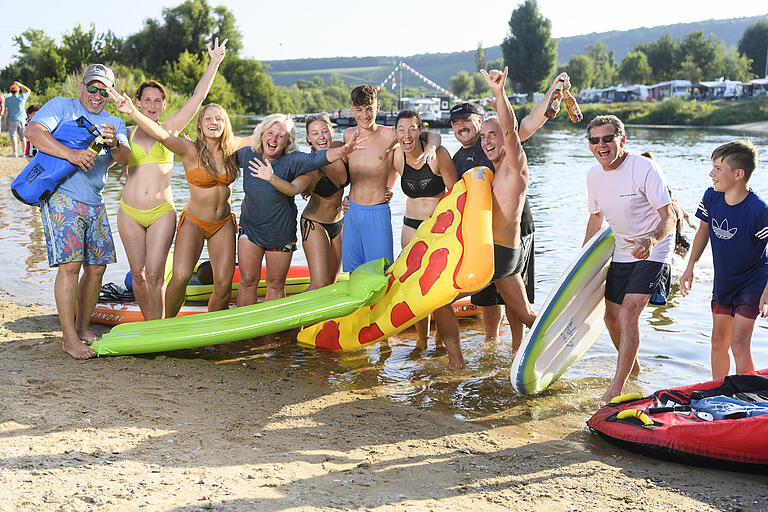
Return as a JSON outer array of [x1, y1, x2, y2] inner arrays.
[[2, 119, 767, 422]]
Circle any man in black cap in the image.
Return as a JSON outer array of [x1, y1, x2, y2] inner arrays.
[[450, 72, 571, 350]]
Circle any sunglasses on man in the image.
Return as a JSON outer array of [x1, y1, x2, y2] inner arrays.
[[85, 83, 109, 98], [587, 133, 621, 145]]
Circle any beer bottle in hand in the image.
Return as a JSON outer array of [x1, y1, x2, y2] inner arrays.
[[563, 88, 583, 123], [544, 79, 564, 119], [88, 135, 105, 155]]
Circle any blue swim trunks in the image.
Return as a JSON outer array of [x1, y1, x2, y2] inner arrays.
[[40, 189, 116, 267], [342, 201, 393, 272]]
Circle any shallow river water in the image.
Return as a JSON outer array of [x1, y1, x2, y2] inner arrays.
[[1, 119, 767, 423]]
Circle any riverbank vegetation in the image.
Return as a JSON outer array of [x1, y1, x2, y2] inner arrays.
[[518, 96, 768, 127], [459, 1, 764, 98]]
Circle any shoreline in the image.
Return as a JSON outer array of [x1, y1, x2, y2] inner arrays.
[[546, 119, 768, 134]]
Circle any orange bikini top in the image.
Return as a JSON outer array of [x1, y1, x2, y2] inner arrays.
[[184, 159, 236, 188]]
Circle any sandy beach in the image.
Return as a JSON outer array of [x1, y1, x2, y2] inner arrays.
[[1, 150, 766, 511]]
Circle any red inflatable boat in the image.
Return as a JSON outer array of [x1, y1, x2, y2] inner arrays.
[[587, 368, 768, 474]]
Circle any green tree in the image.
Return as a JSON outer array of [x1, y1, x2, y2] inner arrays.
[[161, 50, 235, 110], [323, 75, 350, 107], [4, 29, 66, 93], [124, 0, 242, 75], [677, 57, 702, 84], [212, 5, 243, 54], [449, 71, 474, 99], [586, 41, 617, 88], [61, 24, 98, 74], [473, 42, 486, 72], [228, 59, 280, 113], [60, 25, 125, 76], [472, 72, 491, 97], [487, 57, 504, 71], [636, 34, 681, 82], [738, 19, 768, 77], [618, 51, 652, 85], [98, 31, 124, 63], [565, 54, 594, 90], [501, 0, 557, 99], [712, 48, 755, 82], [680, 30, 718, 73]]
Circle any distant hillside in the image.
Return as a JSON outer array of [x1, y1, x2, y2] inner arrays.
[[264, 14, 765, 90]]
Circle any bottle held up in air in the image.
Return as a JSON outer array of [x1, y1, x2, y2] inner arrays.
[[563, 88, 583, 123], [543, 79, 564, 119]]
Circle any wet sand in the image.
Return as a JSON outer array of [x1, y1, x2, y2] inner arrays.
[[1, 151, 766, 511]]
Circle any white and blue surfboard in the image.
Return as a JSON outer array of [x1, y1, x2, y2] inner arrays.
[[511, 225, 615, 395]]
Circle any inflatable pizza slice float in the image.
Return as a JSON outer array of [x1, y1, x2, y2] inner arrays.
[[297, 166, 495, 351]]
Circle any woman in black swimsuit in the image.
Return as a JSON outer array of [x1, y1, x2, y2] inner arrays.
[[391, 110, 461, 354]]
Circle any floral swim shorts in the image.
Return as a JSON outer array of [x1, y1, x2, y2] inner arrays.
[[40, 190, 116, 267]]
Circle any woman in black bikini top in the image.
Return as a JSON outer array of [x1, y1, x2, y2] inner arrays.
[[288, 113, 351, 290], [391, 109, 460, 352]]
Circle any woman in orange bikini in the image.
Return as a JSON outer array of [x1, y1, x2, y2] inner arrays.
[[117, 39, 227, 320], [110, 89, 241, 317]]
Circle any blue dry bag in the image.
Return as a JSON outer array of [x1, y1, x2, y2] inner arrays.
[[11, 116, 102, 205]]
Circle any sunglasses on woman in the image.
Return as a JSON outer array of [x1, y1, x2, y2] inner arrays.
[[305, 112, 331, 123], [85, 83, 109, 98], [587, 133, 621, 145]]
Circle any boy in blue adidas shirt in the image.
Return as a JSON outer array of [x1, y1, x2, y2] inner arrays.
[[680, 140, 768, 380]]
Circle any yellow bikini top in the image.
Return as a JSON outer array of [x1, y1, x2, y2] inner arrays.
[[127, 127, 174, 167]]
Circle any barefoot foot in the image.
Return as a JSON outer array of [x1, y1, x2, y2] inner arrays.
[[601, 386, 624, 403], [77, 329, 100, 345], [62, 337, 96, 359]]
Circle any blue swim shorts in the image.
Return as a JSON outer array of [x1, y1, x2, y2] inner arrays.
[[342, 201, 393, 272], [40, 190, 116, 267]]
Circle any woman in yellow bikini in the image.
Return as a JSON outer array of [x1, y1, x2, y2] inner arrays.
[[118, 38, 227, 320], [110, 89, 241, 317]]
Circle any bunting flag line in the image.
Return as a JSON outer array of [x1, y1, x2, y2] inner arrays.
[[377, 61, 464, 104]]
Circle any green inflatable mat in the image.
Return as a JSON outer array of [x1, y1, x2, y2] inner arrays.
[[91, 258, 389, 356]]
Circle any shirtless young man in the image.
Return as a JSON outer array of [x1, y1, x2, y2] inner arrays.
[[477, 67, 537, 336], [342, 85, 440, 272]]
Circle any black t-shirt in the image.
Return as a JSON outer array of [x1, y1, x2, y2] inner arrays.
[[452, 138, 534, 235]]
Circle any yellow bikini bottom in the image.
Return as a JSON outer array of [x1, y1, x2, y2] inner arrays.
[[119, 198, 176, 229]]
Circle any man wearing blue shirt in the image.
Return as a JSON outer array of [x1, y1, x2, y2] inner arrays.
[[5, 81, 31, 157], [26, 64, 130, 359]]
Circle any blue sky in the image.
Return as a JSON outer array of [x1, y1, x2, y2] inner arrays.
[[1, 1, 765, 68]]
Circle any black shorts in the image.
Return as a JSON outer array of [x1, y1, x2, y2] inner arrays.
[[605, 260, 671, 306], [472, 233, 535, 307]]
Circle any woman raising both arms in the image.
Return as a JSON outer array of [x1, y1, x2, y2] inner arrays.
[[236, 114, 365, 307], [110, 88, 242, 317], [117, 38, 227, 320]]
